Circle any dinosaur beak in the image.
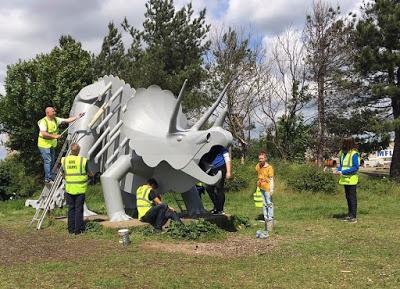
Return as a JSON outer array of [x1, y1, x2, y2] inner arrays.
[[181, 161, 222, 185]]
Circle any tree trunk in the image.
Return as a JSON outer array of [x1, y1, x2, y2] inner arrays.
[[316, 76, 326, 167], [390, 97, 400, 179]]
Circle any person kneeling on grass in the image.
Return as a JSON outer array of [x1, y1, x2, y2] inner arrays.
[[136, 178, 182, 232]]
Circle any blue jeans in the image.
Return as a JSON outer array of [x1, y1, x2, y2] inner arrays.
[[39, 147, 55, 181], [260, 189, 274, 221]]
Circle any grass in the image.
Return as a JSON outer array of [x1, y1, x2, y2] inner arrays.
[[0, 167, 399, 289]]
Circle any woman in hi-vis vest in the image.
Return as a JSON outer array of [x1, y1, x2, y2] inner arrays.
[[334, 137, 360, 223]]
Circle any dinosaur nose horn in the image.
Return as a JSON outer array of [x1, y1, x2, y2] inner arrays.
[[191, 81, 231, 131], [169, 79, 188, 133], [212, 108, 228, 128]]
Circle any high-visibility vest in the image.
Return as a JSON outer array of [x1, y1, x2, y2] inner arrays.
[[253, 187, 263, 208], [37, 117, 59, 148], [136, 184, 153, 219], [61, 155, 88, 195], [339, 150, 360, 185]]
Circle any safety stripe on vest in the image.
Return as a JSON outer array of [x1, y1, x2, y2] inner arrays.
[[65, 180, 88, 184], [340, 150, 358, 175]]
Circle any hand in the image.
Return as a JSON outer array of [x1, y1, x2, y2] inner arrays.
[[226, 172, 231, 179], [169, 207, 176, 212], [54, 134, 61, 139], [333, 171, 341, 175]]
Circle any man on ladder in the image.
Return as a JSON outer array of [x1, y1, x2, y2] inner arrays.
[[61, 143, 92, 234], [37, 105, 83, 184]]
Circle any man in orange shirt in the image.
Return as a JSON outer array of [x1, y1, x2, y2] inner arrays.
[[255, 151, 274, 230]]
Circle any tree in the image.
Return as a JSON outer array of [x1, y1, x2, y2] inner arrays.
[[0, 36, 93, 173], [94, 22, 126, 78], [354, 0, 400, 178], [123, 0, 211, 112], [208, 27, 263, 163], [257, 28, 311, 160], [304, 1, 354, 165]]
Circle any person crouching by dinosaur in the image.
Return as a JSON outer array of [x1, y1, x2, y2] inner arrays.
[[137, 178, 182, 232], [61, 143, 93, 235], [255, 151, 275, 231]]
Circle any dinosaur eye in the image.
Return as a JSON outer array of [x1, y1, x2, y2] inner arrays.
[[206, 133, 211, 142], [176, 135, 183, 142]]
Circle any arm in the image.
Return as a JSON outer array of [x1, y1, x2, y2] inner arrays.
[[60, 113, 85, 125], [269, 167, 274, 193], [40, 131, 60, 140], [38, 120, 60, 139], [223, 150, 231, 179]]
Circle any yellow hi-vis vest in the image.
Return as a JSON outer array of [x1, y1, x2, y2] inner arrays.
[[37, 117, 59, 148], [339, 150, 360, 185], [136, 184, 153, 219], [253, 187, 263, 208], [62, 155, 88, 195]]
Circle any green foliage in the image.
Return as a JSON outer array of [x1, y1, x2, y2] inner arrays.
[[0, 36, 93, 174], [275, 115, 311, 161], [230, 214, 250, 230], [85, 221, 104, 233], [277, 162, 337, 194], [0, 155, 39, 199], [166, 219, 223, 240], [354, 0, 400, 177], [94, 22, 126, 78], [121, 0, 211, 112], [358, 174, 400, 196], [225, 159, 253, 192]]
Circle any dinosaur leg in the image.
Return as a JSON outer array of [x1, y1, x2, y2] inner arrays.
[[182, 186, 206, 216], [100, 154, 132, 221]]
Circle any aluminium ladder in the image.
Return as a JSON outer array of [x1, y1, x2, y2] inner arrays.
[[29, 132, 79, 229]]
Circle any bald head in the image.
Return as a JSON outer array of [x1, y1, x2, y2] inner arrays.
[[45, 106, 56, 119]]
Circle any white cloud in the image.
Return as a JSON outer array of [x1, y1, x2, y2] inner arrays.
[[224, 0, 362, 35]]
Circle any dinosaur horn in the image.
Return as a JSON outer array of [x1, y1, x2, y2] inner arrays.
[[169, 79, 188, 133], [212, 108, 228, 128], [191, 81, 231, 131]]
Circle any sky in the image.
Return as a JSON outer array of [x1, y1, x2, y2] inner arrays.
[[0, 0, 363, 159]]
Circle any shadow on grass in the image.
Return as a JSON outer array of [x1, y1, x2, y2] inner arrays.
[[332, 213, 347, 219]]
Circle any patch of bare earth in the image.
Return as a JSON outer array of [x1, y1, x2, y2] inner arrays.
[[141, 233, 279, 258], [0, 226, 116, 265]]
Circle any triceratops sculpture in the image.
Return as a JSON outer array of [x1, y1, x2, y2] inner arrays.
[[60, 76, 232, 222]]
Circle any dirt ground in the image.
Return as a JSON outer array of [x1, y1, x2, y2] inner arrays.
[[0, 226, 277, 265], [0, 226, 117, 265], [141, 234, 278, 258]]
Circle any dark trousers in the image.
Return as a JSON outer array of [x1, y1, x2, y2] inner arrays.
[[65, 193, 85, 234], [206, 166, 227, 212], [141, 204, 182, 230], [344, 185, 357, 218]]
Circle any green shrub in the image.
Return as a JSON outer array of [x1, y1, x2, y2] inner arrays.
[[225, 159, 254, 192], [0, 155, 39, 199], [278, 162, 337, 194], [166, 219, 223, 240], [358, 175, 400, 195], [231, 214, 251, 230], [85, 221, 104, 233]]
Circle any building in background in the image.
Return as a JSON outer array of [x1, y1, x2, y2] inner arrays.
[[364, 142, 394, 168]]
